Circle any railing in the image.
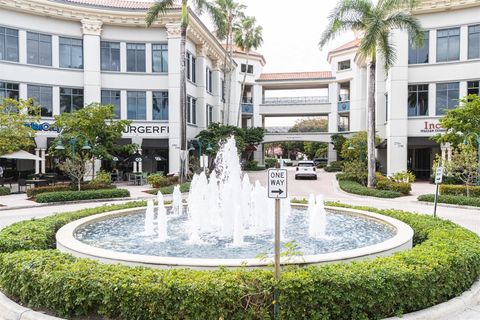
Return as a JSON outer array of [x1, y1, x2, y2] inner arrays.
[[338, 124, 350, 132], [338, 101, 350, 112], [262, 96, 329, 105], [241, 103, 254, 114]]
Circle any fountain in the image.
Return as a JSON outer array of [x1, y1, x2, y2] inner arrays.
[[57, 136, 414, 269]]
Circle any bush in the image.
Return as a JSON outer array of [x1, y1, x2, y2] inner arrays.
[[27, 183, 116, 198], [390, 171, 416, 183], [147, 182, 191, 195], [376, 179, 412, 195], [418, 194, 480, 207], [89, 171, 112, 187], [440, 184, 480, 197], [339, 180, 403, 198], [324, 161, 343, 172], [340, 160, 367, 185], [0, 186, 11, 196], [147, 174, 171, 189], [0, 203, 479, 319], [35, 188, 130, 203], [264, 158, 277, 169], [245, 160, 259, 170]]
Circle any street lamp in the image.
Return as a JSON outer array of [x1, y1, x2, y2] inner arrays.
[[348, 141, 365, 161], [463, 132, 480, 186], [55, 137, 92, 161]]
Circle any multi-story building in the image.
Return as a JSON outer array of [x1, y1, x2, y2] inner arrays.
[[0, 0, 240, 176]]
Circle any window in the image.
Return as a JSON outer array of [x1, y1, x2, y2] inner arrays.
[[186, 52, 196, 82], [28, 85, 52, 117], [436, 82, 459, 115], [338, 114, 350, 132], [0, 27, 18, 62], [0, 82, 19, 101], [127, 91, 146, 120], [241, 63, 254, 74], [153, 91, 168, 120], [59, 37, 83, 69], [152, 43, 168, 73], [101, 41, 120, 71], [408, 84, 429, 116], [221, 79, 225, 102], [468, 81, 479, 96], [437, 28, 460, 62], [60, 88, 84, 113], [468, 25, 480, 60], [27, 32, 52, 66], [206, 104, 213, 126], [408, 31, 429, 64], [206, 67, 213, 93], [127, 43, 146, 72], [187, 96, 196, 124], [338, 60, 351, 70], [101, 90, 121, 119]]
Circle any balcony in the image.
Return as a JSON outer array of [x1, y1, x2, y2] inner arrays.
[[263, 96, 329, 105], [241, 103, 254, 115], [338, 101, 350, 112], [260, 96, 330, 116]]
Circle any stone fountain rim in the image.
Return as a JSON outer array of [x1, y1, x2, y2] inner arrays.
[[56, 205, 414, 269]]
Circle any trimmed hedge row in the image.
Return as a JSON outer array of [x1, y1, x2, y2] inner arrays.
[[338, 180, 404, 198], [0, 186, 10, 196], [147, 182, 191, 195], [418, 194, 480, 208], [35, 188, 130, 203], [0, 203, 479, 319], [27, 183, 115, 198], [440, 184, 480, 197]]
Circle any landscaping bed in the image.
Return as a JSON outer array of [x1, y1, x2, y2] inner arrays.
[[146, 182, 191, 195], [35, 188, 130, 203], [0, 203, 479, 319], [338, 180, 404, 198], [27, 183, 115, 198], [418, 194, 480, 208]]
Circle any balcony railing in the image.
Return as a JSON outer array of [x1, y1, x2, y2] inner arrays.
[[242, 103, 254, 114], [338, 101, 350, 112], [262, 96, 329, 105]]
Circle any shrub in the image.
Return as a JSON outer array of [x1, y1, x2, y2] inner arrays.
[[376, 179, 412, 195], [440, 184, 480, 197], [265, 158, 277, 169], [340, 160, 367, 185], [147, 174, 170, 189], [324, 161, 343, 172], [35, 188, 130, 203], [390, 171, 416, 183], [418, 194, 480, 207], [0, 186, 11, 196], [339, 180, 403, 198], [0, 204, 479, 319], [147, 182, 191, 195], [245, 160, 259, 170], [89, 171, 111, 187], [27, 183, 116, 198]]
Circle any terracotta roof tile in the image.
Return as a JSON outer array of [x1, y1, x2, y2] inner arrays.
[[258, 71, 333, 81], [327, 38, 361, 60], [59, 0, 154, 9]]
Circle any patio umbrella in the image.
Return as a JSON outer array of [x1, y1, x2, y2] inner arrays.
[[144, 153, 167, 162], [0, 150, 42, 161], [125, 152, 147, 163]]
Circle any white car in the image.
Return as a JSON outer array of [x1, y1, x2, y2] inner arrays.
[[295, 161, 317, 180]]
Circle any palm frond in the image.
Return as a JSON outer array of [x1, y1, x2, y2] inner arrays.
[[384, 12, 424, 47], [378, 31, 397, 70], [145, 0, 176, 27]]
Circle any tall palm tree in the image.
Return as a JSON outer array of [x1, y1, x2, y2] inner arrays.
[[233, 16, 263, 127], [146, 0, 212, 182], [320, 0, 423, 188], [209, 0, 246, 124]]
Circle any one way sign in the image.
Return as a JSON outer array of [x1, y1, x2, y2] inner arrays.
[[268, 169, 288, 199]]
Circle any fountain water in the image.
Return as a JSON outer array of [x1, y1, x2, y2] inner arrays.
[[156, 192, 168, 242], [143, 200, 155, 236], [171, 185, 182, 216], [308, 194, 328, 238]]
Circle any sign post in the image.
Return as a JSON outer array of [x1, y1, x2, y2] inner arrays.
[[268, 168, 287, 319], [434, 167, 444, 217]]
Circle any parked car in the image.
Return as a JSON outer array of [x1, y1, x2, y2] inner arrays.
[[313, 158, 328, 166], [295, 161, 317, 180]]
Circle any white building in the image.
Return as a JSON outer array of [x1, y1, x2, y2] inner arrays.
[[0, 0, 241, 176]]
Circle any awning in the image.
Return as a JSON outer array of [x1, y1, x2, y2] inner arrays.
[[0, 150, 42, 161]]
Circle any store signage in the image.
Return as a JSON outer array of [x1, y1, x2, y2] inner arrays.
[[25, 122, 61, 133], [123, 124, 169, 135], [420, 121, 445, 134]]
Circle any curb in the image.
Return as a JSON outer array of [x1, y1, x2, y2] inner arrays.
[[0, 279, 478, 320], [416, 200, 480, 211]]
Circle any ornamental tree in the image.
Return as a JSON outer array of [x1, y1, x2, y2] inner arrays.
[[0, 98, 40, 156], [443, 144, 479, 196]]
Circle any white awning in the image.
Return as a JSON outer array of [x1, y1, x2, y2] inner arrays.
[[0, 150, 42, 161]]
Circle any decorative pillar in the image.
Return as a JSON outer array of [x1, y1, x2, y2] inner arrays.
[[35, 149, 40, 174], [81, 19, 103, 104], [138, 149, 143, 173], [328, 82, 339, 163], [41, 149, 46, 174], [212, 59, 223, 123], [196, 43, 207, 129]]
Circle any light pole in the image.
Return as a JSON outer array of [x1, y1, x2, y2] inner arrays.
[[463, 132, 480, 186], [348, 141, 365, 161], [55, 137, 91, 161]]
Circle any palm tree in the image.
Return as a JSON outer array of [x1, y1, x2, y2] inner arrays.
[[209, 0, 246, 124], [319, 0, 423, 188], [146, 0, 212, 182], [233, 16, 263, 127]]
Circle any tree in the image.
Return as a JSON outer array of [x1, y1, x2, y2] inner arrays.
[[341, 131, 381, 162], [434, 95, 480, 146], [146, 0, 214, 182], [331, 133, 347, 161], [304, 142, 328, 160], [0, 98, 40, 156], [320, 0, 423, 187], [288, 117, 328, 133], [50, 103, 133, 190], [233, 15, 263, 126], [443, 144, 479, 196], [209, 0, 246, 123]]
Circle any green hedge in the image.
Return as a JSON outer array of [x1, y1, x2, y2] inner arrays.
[[147, 182, 190, 195], [418, 194, 480, 207], [35, 188, 130, 203], [0, 186, 10, 196], [324, 161, 343, 172], [338, 180, 404, 198], [440, 184, 480, 197], [0, 203, 479, 319], [27, 183, 115, 198]]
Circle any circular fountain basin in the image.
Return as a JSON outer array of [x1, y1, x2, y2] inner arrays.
[[56, 205, 413, 269]]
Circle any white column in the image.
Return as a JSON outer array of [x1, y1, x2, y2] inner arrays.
[[52, 35, 60, 68], [212, 60, 222, 123], [120, 90, 127, 119], [35, 149, 40, 174], [146, 91, 153, 121], [138, 149, 143, 173], [196, 43, 207, 130], [460, 25, 469, 62], [429, 30, 437, 64], [428, 83, 436, 117], [120, 42, 127, 73], [81, 19, 102, 104], [19, 83, 28, 100], [166, 23, 182, 175], [146, 43, 153, 73], [52, 86, 60, 116], [328, 82, 339, 163], [19, 30, 27, 64], [41, 149, 46, 174], [441, 144, 447, 162]]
